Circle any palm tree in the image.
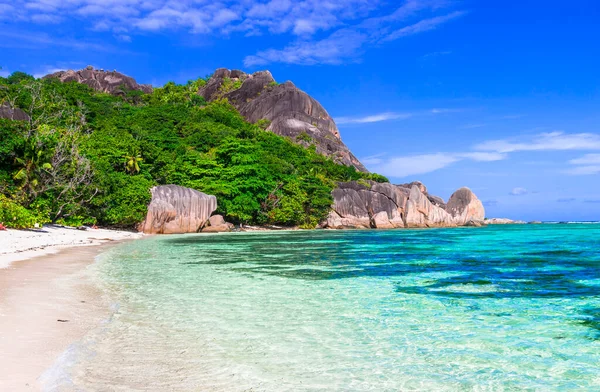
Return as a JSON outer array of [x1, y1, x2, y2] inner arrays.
[[13, 136, 53, 193], [123, 151, 143, 174]]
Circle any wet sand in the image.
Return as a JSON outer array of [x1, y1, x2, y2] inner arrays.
[[0, 245, 113, 391]]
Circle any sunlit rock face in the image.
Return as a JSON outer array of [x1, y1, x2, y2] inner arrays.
[[198, 68, 367, 172], [324, 181, 485, 229], [445, 187, 485, 224], [141, 185, 217, 234], [44, 66, 152, 95]]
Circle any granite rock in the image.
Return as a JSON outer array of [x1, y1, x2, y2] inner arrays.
[[324, 181, 485, 229], [44, 66, 152, 95], [0, 103, 29, 121], [141, 185, 217, 234], [199, 68, 367, 172], [201, 214, 235, 233]]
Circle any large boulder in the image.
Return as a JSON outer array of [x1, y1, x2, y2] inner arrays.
[[141, 185, 217, 234], [44, 66, 152, 95], [0, 103, 29, 121], [199, 68, 367, 172], [445, 187, 485, 224], [201, 214, 234, 233], [324, 181, 485, 229]]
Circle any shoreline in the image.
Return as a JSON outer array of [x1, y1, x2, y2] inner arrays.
[[0, 225, 143, 269], [0, 244, 121, 391]]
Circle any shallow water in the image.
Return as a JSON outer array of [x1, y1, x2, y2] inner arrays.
[[50, 225, 600, 391]]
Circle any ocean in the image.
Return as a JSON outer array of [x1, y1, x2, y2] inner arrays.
[[46, 224, 600, 391]]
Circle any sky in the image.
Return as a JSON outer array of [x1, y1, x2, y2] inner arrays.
[[1, 0, 599, 221]]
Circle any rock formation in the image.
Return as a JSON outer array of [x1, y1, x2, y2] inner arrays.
[[201, 214, 235, 233], [324, 181, 485, 229], [44, 66, 152, 95], [141, 185, 217, 234], [198, 68, 367, 172], [0, 103, 29, 121]]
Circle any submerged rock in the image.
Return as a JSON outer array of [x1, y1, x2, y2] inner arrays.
[[44, 66, 152, 95], [141, 185, 217, 234], [324, 181, 485, 229], [198, 68, 367, 172]]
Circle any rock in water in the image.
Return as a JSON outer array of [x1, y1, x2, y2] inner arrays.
[[43, 66, 152, 95], [141, 185, 217, 234], [325, 181, 485, 229], [445, 187, 485, 224], [0, 103, 29, 121], [199, 68, 367, 172]]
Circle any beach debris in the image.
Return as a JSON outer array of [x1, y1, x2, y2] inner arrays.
[[0, 222, 6, 231], [57, 319, 69, 322]]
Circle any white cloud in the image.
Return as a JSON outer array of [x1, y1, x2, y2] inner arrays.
[[561, 154, 600, 175], [368, 153, 461, 178], [335, 112, 413, 124], [8, 1, 466, 66], [381, 11, 466, 42], [510, 187, 528, 196], [475, 132, 600, 153], [563, 165, 600, 176], [245, 1, 466, 66], [569, 154, 600, 165], [364, 151, 506, 178], [458, 152, 506, 162], [244, 28, 367, 66], [334, 107, 464, 125]]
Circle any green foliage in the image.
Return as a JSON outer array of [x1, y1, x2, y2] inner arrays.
[[296, 131, 312, 143], [0, 73, 387, 228], [255, 118, 271, 130], [0, 195, 50, 228]]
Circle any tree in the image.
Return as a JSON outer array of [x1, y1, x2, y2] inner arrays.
[[123, 151, 143, 174]]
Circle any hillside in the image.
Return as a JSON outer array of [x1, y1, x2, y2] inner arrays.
[[0, 70, 386, 229]]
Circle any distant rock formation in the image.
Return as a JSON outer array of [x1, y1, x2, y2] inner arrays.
[[485, 218, 526, 225], [141, 185, 217, 234], [44, 66, 152, 95], [324, 181, 485, 229], [198, 68, 367, 172], [0, 103, 29, 121]]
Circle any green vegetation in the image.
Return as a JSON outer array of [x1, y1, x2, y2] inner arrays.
[[296, 131, 312, 143], [0, 73, 388, 229]]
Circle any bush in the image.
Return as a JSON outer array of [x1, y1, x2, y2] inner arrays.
[[0, 195, 49, 228]]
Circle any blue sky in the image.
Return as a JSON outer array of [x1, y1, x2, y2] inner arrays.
[[1, 0, 599, 221]]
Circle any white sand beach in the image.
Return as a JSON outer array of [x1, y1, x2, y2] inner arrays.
[[0, 225, 143, 268], [0, 226, 143, 390]]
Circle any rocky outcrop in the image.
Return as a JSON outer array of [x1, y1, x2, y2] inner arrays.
[[324, 181, 485, 229], [0, 103, 29, 121], [44, 66, 152, 95], [485, 218, 526, 225], [445, 187, 485, 225], [198, 68, 367, 172], [140, 185, 217, 234], [201, 214, 234, 233]]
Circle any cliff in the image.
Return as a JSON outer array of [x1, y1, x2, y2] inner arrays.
[[198, 68, 367, 172]]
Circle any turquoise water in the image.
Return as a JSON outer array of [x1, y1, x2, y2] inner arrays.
[[53, 225, 600, 391]]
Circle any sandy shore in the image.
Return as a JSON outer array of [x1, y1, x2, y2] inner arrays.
[[0, 245, 116, 391], [0, 226, 143, 391], [0, 225, 143, 268]]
